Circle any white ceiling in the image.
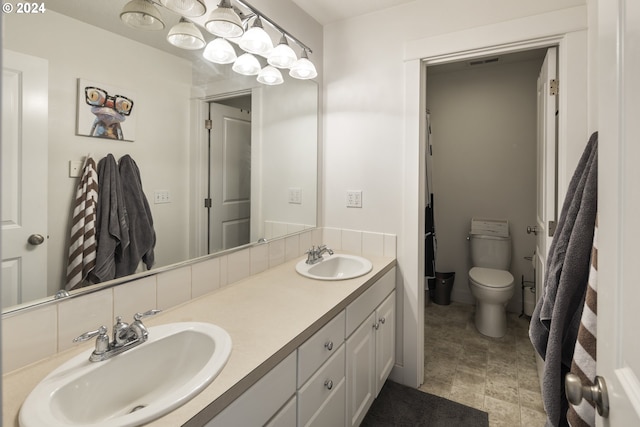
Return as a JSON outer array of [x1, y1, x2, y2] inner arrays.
[[291, 0, 415, 25]]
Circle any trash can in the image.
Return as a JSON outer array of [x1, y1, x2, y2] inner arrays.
[[433, 272, 455, 305]]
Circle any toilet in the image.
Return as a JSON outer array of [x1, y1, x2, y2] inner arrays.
[[468, 218, 515, 338]]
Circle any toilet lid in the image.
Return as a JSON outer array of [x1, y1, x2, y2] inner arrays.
[[469, 267, 514, 288]]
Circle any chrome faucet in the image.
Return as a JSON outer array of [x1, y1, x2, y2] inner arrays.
[[305, 244, 334, 264], [73, 309, 161, 362]]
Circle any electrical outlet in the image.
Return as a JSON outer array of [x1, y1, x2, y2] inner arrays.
[[154, 190, 171, 204], [288, 187, 302, 204], [346, 190, 362, 208]]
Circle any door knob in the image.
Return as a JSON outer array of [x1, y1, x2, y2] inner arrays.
[[526, 226, 539, 235], [28, 234, 45, 245], [565, 373, 609, 417]]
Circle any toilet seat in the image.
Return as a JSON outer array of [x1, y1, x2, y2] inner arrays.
[[469, 267, 514, 289]]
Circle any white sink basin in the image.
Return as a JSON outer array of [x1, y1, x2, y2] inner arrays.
[[19, 322, 232, 427], [296, 254, 373, 280]]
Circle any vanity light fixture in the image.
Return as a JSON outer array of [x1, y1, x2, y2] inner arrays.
[[232, 52, 261, 75], [205, 0, 244, 38], [120, 0, 165, 31], [203, 38, 238, 64], [267, 34, 297, 69], [160, 0, 206, 17], [167, 18, 206, 50], [238, 15, 273, 56], [257, 65, 284, 85], [289, 49, 317, 80]]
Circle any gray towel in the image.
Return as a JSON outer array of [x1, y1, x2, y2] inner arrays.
[[530, 132, 598, 427], [116, 155, 155, 277], [91, 154, 130, 283]]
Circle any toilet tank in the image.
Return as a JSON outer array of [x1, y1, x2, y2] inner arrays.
[[469, 234, 512, 269], [469, 218, 511, 269]]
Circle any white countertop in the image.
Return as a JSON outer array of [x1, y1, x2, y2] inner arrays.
[[3, 254, 395, 427]]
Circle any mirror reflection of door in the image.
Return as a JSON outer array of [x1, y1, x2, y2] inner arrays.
[[208, 102, 251, 253], [1, 50, 49, 308]]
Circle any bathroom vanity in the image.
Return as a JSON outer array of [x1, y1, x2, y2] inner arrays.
[[3, 255, 396, 426]]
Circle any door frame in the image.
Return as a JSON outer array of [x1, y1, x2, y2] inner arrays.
[[394, 6, 589, 387]]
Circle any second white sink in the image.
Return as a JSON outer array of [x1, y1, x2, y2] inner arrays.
[[296, 254, 373, 281], [19, 322, 232, 427]]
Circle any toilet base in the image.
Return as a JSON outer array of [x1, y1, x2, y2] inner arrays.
[[475, 302, 508, 338]]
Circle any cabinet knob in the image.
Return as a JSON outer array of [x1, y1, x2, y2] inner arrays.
[[324, 379, 333, 390], [373, 321, 380, 330], [379, 317, 386, 325], [324, 341, 334, 351]]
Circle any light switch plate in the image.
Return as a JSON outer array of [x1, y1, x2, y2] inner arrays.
[[154, 190, 171, 204], [69, 160, 83, 178], [288, 187, 302, 204], [346, 190, 362, 208]]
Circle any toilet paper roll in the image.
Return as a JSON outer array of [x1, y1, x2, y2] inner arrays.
[[524, 286, 536, 316]]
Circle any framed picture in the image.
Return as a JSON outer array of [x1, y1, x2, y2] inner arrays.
[[76, 78, 137, 141]]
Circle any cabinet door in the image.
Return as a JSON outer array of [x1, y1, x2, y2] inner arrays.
[[375, 291, 396, 395], [346, 312, 376, 427]]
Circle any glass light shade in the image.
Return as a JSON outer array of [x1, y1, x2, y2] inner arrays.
[[205, 0, 244, 38], [203, 38, 237, 64], [257, 66, 284, 85], [120, 0, 165, 31], [289, 51, 317, 80], [239, 16, 273, 56], [232, 53, 261, 76], [160, 0, 205, 17], [167, 20, 206, 50], [267, 35, 297, 69]]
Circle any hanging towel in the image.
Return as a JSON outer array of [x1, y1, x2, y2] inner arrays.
[[116, 155, 155, 277], [567, 215, 598, 427], [65, 156, 99, 290], [529, 132, 598, 427], [91, 154, 130, 283]]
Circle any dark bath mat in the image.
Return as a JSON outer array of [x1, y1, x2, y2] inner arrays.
[[361, 380, 489, 427]]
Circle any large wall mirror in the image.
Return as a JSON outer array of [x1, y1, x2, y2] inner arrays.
[[1, 0, 318, 313]]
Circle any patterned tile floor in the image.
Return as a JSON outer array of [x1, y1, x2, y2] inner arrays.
[[420, 301, 547, 426]]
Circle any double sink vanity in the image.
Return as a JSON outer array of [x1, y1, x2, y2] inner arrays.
[[5, 252, 396, 426]]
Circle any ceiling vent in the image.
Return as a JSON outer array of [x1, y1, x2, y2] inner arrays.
[[468, 57, 500, 67]]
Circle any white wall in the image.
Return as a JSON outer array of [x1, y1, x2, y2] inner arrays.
[[322, 0, 588, 385], [4, 11, 193, 293], [427, 57, 543, 313]]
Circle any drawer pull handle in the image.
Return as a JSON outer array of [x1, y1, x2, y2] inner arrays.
[[324, 379, 333, 390], [324, 341, 334, 351]]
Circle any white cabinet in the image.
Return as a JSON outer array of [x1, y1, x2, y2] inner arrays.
[[205, 266, 395, 427], [345, 268, 396, 427], [205, 351, 297, 427]]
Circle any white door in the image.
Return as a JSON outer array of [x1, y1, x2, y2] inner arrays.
[[533, 47, 557, 311], [596, 0, 640, 424], [1, 50, 48, 308], [375, 291, 395, 395], [346, 311, 376, 427], [208, 102, 251, 253]]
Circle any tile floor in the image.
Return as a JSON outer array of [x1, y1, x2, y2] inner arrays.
[[420, 301, 547, 426]]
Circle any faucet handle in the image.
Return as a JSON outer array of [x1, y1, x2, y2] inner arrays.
[[133, 309, 162, 322], [73, 325, 108, 343]]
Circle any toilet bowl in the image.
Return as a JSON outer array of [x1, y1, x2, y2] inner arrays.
[[468, 266, 514, 337]]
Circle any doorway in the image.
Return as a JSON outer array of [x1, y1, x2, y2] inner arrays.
[[424, 48, 547, 313], [206, 96, 252, 254]]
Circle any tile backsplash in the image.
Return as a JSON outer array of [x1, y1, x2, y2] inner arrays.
[[2, 228, 396, 373]]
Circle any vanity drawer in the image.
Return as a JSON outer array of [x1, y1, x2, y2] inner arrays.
[[297, 310, 345, 386], [346, 267, 395, 336], [297, 343, 346, 427]]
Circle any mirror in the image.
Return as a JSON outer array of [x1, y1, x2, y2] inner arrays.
[[1, 0, 318, 312]]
